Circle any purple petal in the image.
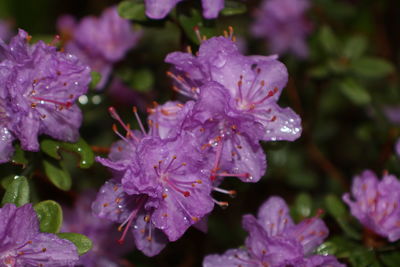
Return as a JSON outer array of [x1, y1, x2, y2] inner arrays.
[[302, 255, 346, 267], [0, 204, 39, 248], [203, 248, 256, 267], [131, 212, 168, 257], [202, 0, 224, 19], [17, 233, 79, 266], [257, 196, 294, 236], [145, 0, 183, 19], [0, 126, 14, 163], [285, 217, 329, 254]]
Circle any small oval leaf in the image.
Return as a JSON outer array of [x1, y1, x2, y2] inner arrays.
[[57, 233, 93, 255], [34, 200, 63, 233], [1, 176, 29, 207], [43, 159, 72, 191]]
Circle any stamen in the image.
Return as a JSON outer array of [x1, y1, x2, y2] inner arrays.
[[213, 187, 237, 198], [132, 106, 146, 135], [212, 199, 229, 209], [31, 96, 72, 109], [193, 26, 203, 43], [117, 197, 146, 244]]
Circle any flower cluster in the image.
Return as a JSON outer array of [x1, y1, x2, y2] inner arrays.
[[57, 7, 141, 89], [204, 196, 344, 266], [145, 0, 224, 19], [252, 0, 312, 58], [0, 29, 91, 163], [0, 203, 79, 266], [93, 34, 302, 256], [343, 170, 400, 242]]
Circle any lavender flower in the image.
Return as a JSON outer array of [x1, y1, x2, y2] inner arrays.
[[62, 191, 134, 267], [0, 29, 90, 163], [145, 0, 224, 19], [166, 35, 301, 181], [93, 108, 214, 256], [252, 0, 312, 58], [58, 7, 141, 89], [204, 196, 344, 267], [343, 170, 400, 242], [0, 203, 79, 266]]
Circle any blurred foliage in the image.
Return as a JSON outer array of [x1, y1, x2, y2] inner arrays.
[[0, 0, 399, 266]]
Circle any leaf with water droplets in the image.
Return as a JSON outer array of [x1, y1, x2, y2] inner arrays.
[[1, 176, 29, 207], [34, 200, 63, 233], [40, 138, 94, 169], [57, 233, 93, 255]]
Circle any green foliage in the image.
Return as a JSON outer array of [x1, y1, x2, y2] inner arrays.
[[43, 159, 72, 191], [1, 176, 30, 207], [89, 71, 102, 89], [178, 8, 217, 45], [221, 0, 247, 16], [118, 0, 147, 21], [40, 138, 94, 169], [351, 57, 394, 78], [11, 145, 28, 167], [57, 233, 93, 255], [34, 200, 63, 233]]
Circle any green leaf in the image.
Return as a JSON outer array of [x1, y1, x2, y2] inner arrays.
[[324, 195, 362, 240], [43, 159, 72, 191], [318, 26, 340, 54], [130, 69, 154, 92], [34, 200, 63, 233], [343, 36, 367, 59], [338, 78, 371, 105], [118, 0, 147, 21], [351, 57, 394, 78], [11, 144, 28, 167], [1, 176, 29, 207], [57, 233, 93, 255], [178, 9, 217, 45], [318, 236, 382, 266], [221, 0, 247, 16], [380, 251, 400, 267], [294, 193, 312, 218], [40, 138, 94, 169], [89, 71, 102, 89]]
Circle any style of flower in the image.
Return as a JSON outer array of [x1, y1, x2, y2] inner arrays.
[[203, 196, 345, 267], [165, 35, 301, 182], [144, 0, 224, 20], [62, 191, 134, 267], [252, 0, 312, 58], [57, 7, 141, 89], [93, 107, 214, 256], [0, 203, 79, 266], [0, 29, 90, 163], [343, 170, 400, 242]]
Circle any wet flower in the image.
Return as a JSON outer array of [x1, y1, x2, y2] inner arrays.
[[343, 170, 400, 242], [94, 107, 214, 256], [145, 0, 224, 19], [252, 0, 312, 58], [0, 203, 79, 266], [0, 29, 90, 163], [166, 35, 301, 181], [62, 191, 134, 267], [57, 7, 141, 89], [203, 196, 344, 267]]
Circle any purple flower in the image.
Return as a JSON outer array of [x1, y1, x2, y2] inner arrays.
[[0, 19, 12, 42], [252, 0, 312, 58], [145, 0, 224, 19], [0, 203, 79, 266], [58, 7, 141, 89], [343, 170, 400, 242], [383, 106, 400, 125], [62, 191, 134, 267], [203, 196, 345, 267], [0, 29, 90, 163], [396, 139, 400, 158], [94, 107, 214, 256], [166, 36, 301, 181]]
